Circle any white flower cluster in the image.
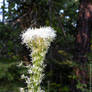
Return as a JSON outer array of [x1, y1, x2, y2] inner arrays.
[[21, 26, 56, 92], [21, 26, 56, 45]]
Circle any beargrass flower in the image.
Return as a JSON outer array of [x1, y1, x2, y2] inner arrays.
[[21, 26, 56, 92]]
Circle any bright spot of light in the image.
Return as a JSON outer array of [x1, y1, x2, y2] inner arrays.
[[72, 22, 77, 27], [75, 0, 78, 2], [60, 10, 64, 13], [65, 16, 70, 19], [76, 9, 79, 13], [0, 15, 2, 21], [59, 9, 64, 15]]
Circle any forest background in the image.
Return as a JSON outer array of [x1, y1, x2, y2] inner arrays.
[[0, 0, 92, 92]]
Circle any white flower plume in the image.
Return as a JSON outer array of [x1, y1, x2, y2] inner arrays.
[[21, 26, 56, 44], [21, 26, 56, 92]]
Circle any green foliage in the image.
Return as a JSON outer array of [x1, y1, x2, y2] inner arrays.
[[76, 80, 87, 92], [0, 23, 27, 91]]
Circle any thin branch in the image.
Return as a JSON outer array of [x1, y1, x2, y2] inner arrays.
[[56, 15, 66, 37]]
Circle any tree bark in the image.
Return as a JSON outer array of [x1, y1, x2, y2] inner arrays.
[[75, 0, 92, 63], [73, 0, 92, 92]]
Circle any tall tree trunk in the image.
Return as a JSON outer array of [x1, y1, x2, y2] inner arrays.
[[75, 0, 92, 63], [73, 0, 92, 92]]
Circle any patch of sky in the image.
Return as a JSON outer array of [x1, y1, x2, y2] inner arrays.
[[15, 4, 17, 10], [65, 16, 70, 19], [0, 0, 3, 21], [0, 0, 18, 22], [59, 9, 64, 15], [0, 0, 8, 21], [60, 10, 64, 13], [76, 9, 79, 13], [71, 22, 77, 27]]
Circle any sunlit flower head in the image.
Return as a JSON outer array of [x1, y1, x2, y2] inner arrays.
[[21, 26, 56, 45]]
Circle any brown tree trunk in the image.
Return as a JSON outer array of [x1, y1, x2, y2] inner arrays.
[[73, 0, 92, 92], [75, 0, 92, 63]]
